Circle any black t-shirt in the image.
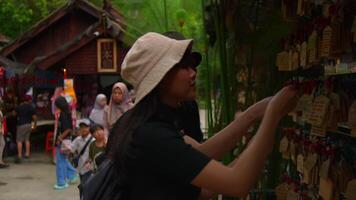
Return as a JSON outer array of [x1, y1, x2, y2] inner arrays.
[[177, 101, 204, 142], [126, 104, 211, 200], [16, 103, 36, 126], [58, 112, 72, 140]]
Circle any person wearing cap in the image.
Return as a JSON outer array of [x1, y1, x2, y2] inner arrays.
[[14, 95, 36, 164], [108, 32, 298, 199], [71, 119, 94, 187]]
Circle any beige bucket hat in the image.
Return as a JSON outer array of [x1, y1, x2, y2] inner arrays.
[[121, 32, 193, 105]]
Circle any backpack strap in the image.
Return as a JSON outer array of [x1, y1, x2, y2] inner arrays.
[[79, 136, 93, 157]]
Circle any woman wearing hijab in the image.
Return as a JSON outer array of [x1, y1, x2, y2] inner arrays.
[[105, 82, 133, 129], [89, 94, 110, 137], [89, 94, 108, 126]]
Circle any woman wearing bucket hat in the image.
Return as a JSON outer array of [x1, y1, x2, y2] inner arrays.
[[108, 32, 299, 199]]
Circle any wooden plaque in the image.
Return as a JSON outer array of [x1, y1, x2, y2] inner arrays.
[[97, 38, 118, 73]]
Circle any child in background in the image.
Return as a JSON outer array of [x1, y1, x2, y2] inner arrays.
[[71, 119, 93, 185], [88, 124, 106, 171]]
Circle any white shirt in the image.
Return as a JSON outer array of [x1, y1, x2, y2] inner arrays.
[[71, 135, 94, 175]]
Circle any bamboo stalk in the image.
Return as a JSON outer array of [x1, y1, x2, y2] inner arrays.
[[163, 0, 168, 31], [201, 0, 214, 137]]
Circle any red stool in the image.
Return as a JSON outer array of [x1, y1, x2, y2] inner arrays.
[[45, 131, 54, 153]]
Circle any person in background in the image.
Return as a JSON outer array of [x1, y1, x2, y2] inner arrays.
[[3, 89, 18, 147], [36, 94, 44, 108], [43, 91, 50, 108], [89, 94, 109, 136], [0, 109, 9, 168], [71, 119, 93, 195], [54, 96, 78, 190], [14, 95, 36, 164], [128, 89, 136, 103], [51, 87, 63, 115], [88, 124, 106, 171], [105, 82, 133, 130]]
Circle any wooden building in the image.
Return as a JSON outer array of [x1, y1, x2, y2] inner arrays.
[[0, 0, 129, 117]]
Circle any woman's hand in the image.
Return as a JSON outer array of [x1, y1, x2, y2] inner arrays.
[[266, 86, 299, 120], [243, 97, 273, 120], [247, 96, 273, 117]]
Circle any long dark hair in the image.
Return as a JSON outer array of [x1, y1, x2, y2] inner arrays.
[[107, 89, 160, 183], [54, 96, 70, 114]]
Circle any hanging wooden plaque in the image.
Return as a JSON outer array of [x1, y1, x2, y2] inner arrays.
[[277, 51, 291, 71], [320, 26, 333, 57], [346, 179, 356, 200], [319, 177, 334, 200], [320, 159, 331, 179], [303, 168, 311, 184], [297, 0, 304, 16], [304, 153, 318, 172], [286, 190, 299, 200], [275, 183, 289, 200], [309, 95, 330, 127], [301, 95, 313, 122], [297, 154, 304, 173], [311, 124, 327, 136], [308, 31, 318, 64], [332, 22, 342, 54], [300, 41, 307, 68]]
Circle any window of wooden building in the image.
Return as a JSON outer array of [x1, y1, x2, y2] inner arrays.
[[97, 38, 117, 72]]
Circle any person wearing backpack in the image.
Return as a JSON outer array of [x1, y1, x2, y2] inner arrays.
[[104, 32, 299, 200], [71, 119, 94, 185]]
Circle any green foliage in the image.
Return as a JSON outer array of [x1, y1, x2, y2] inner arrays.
[[0, 0, 66, 39], [111, 0, 203, 43], [110, 0, 208, 105]]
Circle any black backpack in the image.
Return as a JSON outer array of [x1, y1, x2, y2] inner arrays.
[[81, 159, 126, 200]]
